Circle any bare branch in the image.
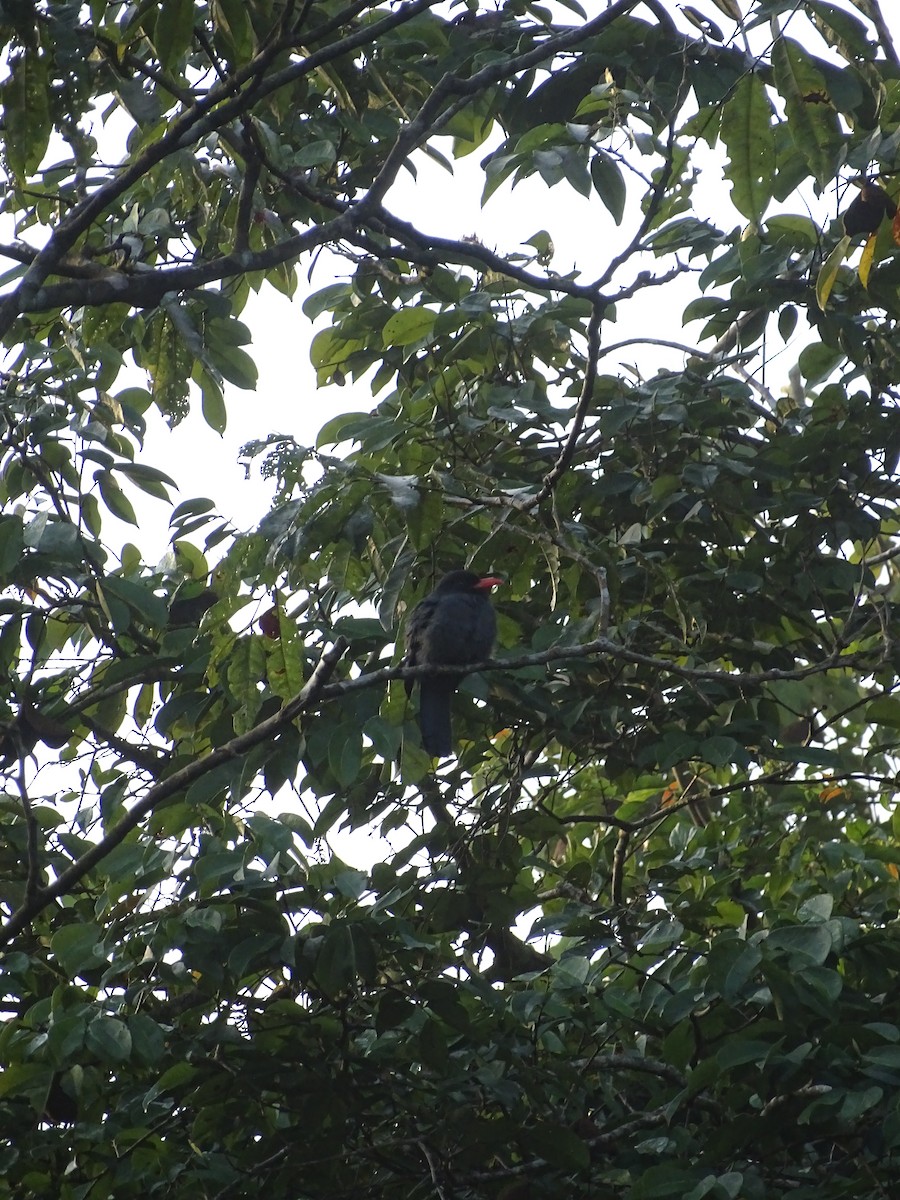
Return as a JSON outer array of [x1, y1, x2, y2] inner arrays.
[[525, 302, 604, 510]]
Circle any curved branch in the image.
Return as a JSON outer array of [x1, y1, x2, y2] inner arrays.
[[0, 637, 349, 950], [526, 301, 604, 510], [16, 217, 357, 314], [359, 0, 654, 212], [0, 0, 441, 336]]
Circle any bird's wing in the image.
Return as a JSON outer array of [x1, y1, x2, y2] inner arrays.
[[425, 592, 495, 666], [403, 594, 437, 694]]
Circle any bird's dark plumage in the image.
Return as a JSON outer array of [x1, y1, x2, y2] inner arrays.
[[404, 570, 501, 757]]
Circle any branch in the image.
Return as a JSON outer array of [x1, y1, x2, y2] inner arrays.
[[319, 637, 878, 702], [0, 637, 349, 950], [594, 33, 690, 291], [358, 0, 653, 212], [13, 217, 358, 314], [3, 2, 697, 323], [525, 301, 604, 510], [353, 216, 604, 301], [16, 759, 41, 907], [469, 1108, 670, 1184], [760, 1084, 833, 1116], [858, 0, 899, 64], [81, 716, 166, 774], [233, 128, 263, 255], [611, 827, 629, 906], [0, 0, 441, 335], [419, 774, 551, 978]]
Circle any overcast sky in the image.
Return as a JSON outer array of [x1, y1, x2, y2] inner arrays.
[[6, 3, 900, 565]]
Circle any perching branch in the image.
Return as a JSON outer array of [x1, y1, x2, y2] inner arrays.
[[322, 637, 880, 701]]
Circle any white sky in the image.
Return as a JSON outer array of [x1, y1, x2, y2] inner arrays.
[[138, 148, 627, 558], [6, 2, 899, 566], [137, 0, 900, 560]]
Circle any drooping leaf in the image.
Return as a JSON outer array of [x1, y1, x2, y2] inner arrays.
[[720, 72, 775, 223]]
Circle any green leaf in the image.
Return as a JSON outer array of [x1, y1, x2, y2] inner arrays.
[[1, 50, 51, 182], [206, 342, 258, 390], [265, 625, 307, 701], [114, 462, 177, 500], [798, 339, 842, 383], [153, 0, 195, 65], [381, 307, 437, 349], [590, 151, 627, 224], [100, 575, 169, 627], [528, 1122, 590, 1171], [170, 497, 216, 524], [722, 944, 763, 1002], [772, 36, 842, 187], [866, 697, 900, 729], [314, 922, 377, 995], [700, 734, 738, 766], [766, 924, 833, 965], [328, 727, 362, 788], [194, 362, 227, 434], [226, 634, 268, 730], [85, 1016, 133, 1064], [95, 471, 138, 526], [0, 514, 25, 578], [803, 1, 872, 59], [778, 304, 798, 340], [720, 72, 775, 222], [50, 923, 106, 975], [128, 1014, 167, 1065], [303, 284, 351, 321], [212, 0, 255, 59]]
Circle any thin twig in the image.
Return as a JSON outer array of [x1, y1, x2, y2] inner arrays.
[[525, 302, 604, 511]]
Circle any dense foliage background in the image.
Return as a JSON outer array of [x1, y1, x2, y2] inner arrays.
[[2, 0, 900, 1195]]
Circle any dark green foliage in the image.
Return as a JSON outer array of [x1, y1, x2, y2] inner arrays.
[[2, 2, 900, 1197]]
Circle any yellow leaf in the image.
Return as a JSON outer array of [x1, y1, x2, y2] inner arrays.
[[858, 234, 876, 289], [815, 235, 850, 310]]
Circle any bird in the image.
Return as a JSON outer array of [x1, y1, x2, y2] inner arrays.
[[403, 570, 502, 758], [842, 180, 897, 237]]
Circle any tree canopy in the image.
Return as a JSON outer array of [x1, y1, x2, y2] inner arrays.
[[3, 0, 900, 1196]]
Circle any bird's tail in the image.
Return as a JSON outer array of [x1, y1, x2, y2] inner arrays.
[[418, 679, 455, 758]]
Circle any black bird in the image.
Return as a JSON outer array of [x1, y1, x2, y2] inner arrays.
[[404, 570, 502, 758], [842, 181, 897, 237]]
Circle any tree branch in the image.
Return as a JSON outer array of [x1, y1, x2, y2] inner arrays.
[[321, 637, 879, 702], [0, 637, 349, 950], [0, 0, 441, 336], [525, 301, 604, 510], [358, 0, 653, 213]]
